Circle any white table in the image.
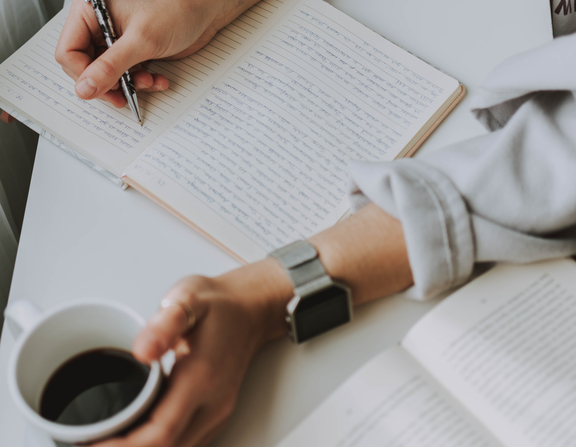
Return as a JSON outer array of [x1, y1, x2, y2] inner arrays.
[[0, 1, 552, 446]]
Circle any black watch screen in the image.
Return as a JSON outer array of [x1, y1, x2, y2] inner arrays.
[[293, 284, 351, 343]]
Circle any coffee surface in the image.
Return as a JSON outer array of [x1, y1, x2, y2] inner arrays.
[[40, 348, 150, 426]]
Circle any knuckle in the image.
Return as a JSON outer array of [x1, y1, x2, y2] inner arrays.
[[54, 49, 75, 74], [178, 275, 212, 298], [54, 46, 65, 66], [148, 320, 171, 343], [185, 275, 211, 288]]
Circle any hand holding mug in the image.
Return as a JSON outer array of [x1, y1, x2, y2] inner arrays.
[[4, 259, 292, 447], [5, 300, 163, 446], [91, 259, 293, 447]]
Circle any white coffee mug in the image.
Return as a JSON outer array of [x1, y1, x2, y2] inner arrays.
[[5, 299, 163, 446]]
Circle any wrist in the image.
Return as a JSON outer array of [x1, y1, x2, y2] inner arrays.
[[218, 257, 294, 345], [309, 204, 414, 305], [217, 203, 414, 347]]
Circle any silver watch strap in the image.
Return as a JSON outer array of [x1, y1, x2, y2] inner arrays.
[[269, 240, 328, 292]]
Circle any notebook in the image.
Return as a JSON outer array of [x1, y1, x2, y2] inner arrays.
[[0, 0, 464, 262]]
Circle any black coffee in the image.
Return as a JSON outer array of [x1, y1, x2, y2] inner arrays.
[[40, 348, 150, 426]]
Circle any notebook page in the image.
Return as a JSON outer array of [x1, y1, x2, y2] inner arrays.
[[275, 346, 499, 447], [403, 259, 576, 447], [124, 0, 459, 262], [0, 0, 296, 177]]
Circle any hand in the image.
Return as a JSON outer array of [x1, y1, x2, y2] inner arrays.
[[91, 204, 413, 447], [91, 259, 293, 447], [1, 110, 15, 124], [56, 0, 260, 107]]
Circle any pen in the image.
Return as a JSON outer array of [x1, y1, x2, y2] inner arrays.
[[84, 0, 143, 126]]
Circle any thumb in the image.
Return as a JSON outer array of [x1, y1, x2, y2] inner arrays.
[[75, 34, 143, 99]]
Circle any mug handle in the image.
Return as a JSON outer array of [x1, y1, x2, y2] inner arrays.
[[4, 300, 42, 339]]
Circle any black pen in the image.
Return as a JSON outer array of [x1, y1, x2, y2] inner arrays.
[[84, 0, 143, 125]]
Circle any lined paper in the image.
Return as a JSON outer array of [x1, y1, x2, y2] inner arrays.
[[0, 0, 293, 176], [124, 0, 459, 261], [0, 0, 460, 261], [0, 13, 151, 175], [275, 347, 497, 447], [403, 260, 576, 447]]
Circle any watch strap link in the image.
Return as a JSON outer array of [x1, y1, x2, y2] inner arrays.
[[270, 240, 352, 344], [269, 240, 329, 292]]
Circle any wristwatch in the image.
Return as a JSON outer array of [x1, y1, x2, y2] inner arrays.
[[269, 240, 353, 344]]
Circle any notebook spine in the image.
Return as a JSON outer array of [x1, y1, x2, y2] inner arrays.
[[0, 102, 124, 188]]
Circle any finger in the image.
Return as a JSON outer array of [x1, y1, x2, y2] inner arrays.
[[131, 71, 169, 92], [75, 33, 145, 100], [95, 71, 166, 109], [196, 420, 230, 447], [55, 0, 101, 81], [91, 354, 209, 447], [131, 70, 153, 91], [179, 409, 229, 447], [133, 305, 189, 364], [132, 278, 210, 363], [196, 426, 224, 447], [101, 90, 128, 108], [91, 401, 198, 447], [1, 111, 15, 124]]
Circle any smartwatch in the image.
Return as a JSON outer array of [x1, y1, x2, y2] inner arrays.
[[269, 240, 353, 344]]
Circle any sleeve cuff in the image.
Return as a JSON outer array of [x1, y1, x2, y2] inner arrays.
[[349, 159, 475, 300]]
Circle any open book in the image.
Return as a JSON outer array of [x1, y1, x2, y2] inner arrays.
[[0, 0, 464, 262], [276, 258, 576, 447]]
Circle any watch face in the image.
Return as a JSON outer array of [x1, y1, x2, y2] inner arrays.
[[294, 284, 351, 343]]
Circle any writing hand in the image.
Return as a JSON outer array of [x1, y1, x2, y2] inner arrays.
[[90, 259, 293, 447], [56, 0, 260, 107]]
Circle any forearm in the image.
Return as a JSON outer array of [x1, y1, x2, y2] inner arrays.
[[310, 203, 413, 304], [220, 203, 413, 343], [126, 195, 413, 447]]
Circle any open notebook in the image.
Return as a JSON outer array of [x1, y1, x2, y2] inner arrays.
[[0, 0, 464, 262]]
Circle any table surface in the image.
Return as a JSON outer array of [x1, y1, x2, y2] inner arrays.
[[0, 1, 553, 446]]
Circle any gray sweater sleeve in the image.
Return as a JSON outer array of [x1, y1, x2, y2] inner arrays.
[[348, 34, 576, 300]]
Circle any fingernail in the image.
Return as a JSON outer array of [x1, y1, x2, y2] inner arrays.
[[76, 77, 98, 97]]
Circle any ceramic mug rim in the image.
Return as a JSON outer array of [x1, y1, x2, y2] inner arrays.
[[7, 299, 162, 444]]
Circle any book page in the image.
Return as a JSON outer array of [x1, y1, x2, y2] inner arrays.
[[275, 346, 500, 447], [0, 0, 296, 177], [124, 0, 460, 262], [403, 259, 576, 447]]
